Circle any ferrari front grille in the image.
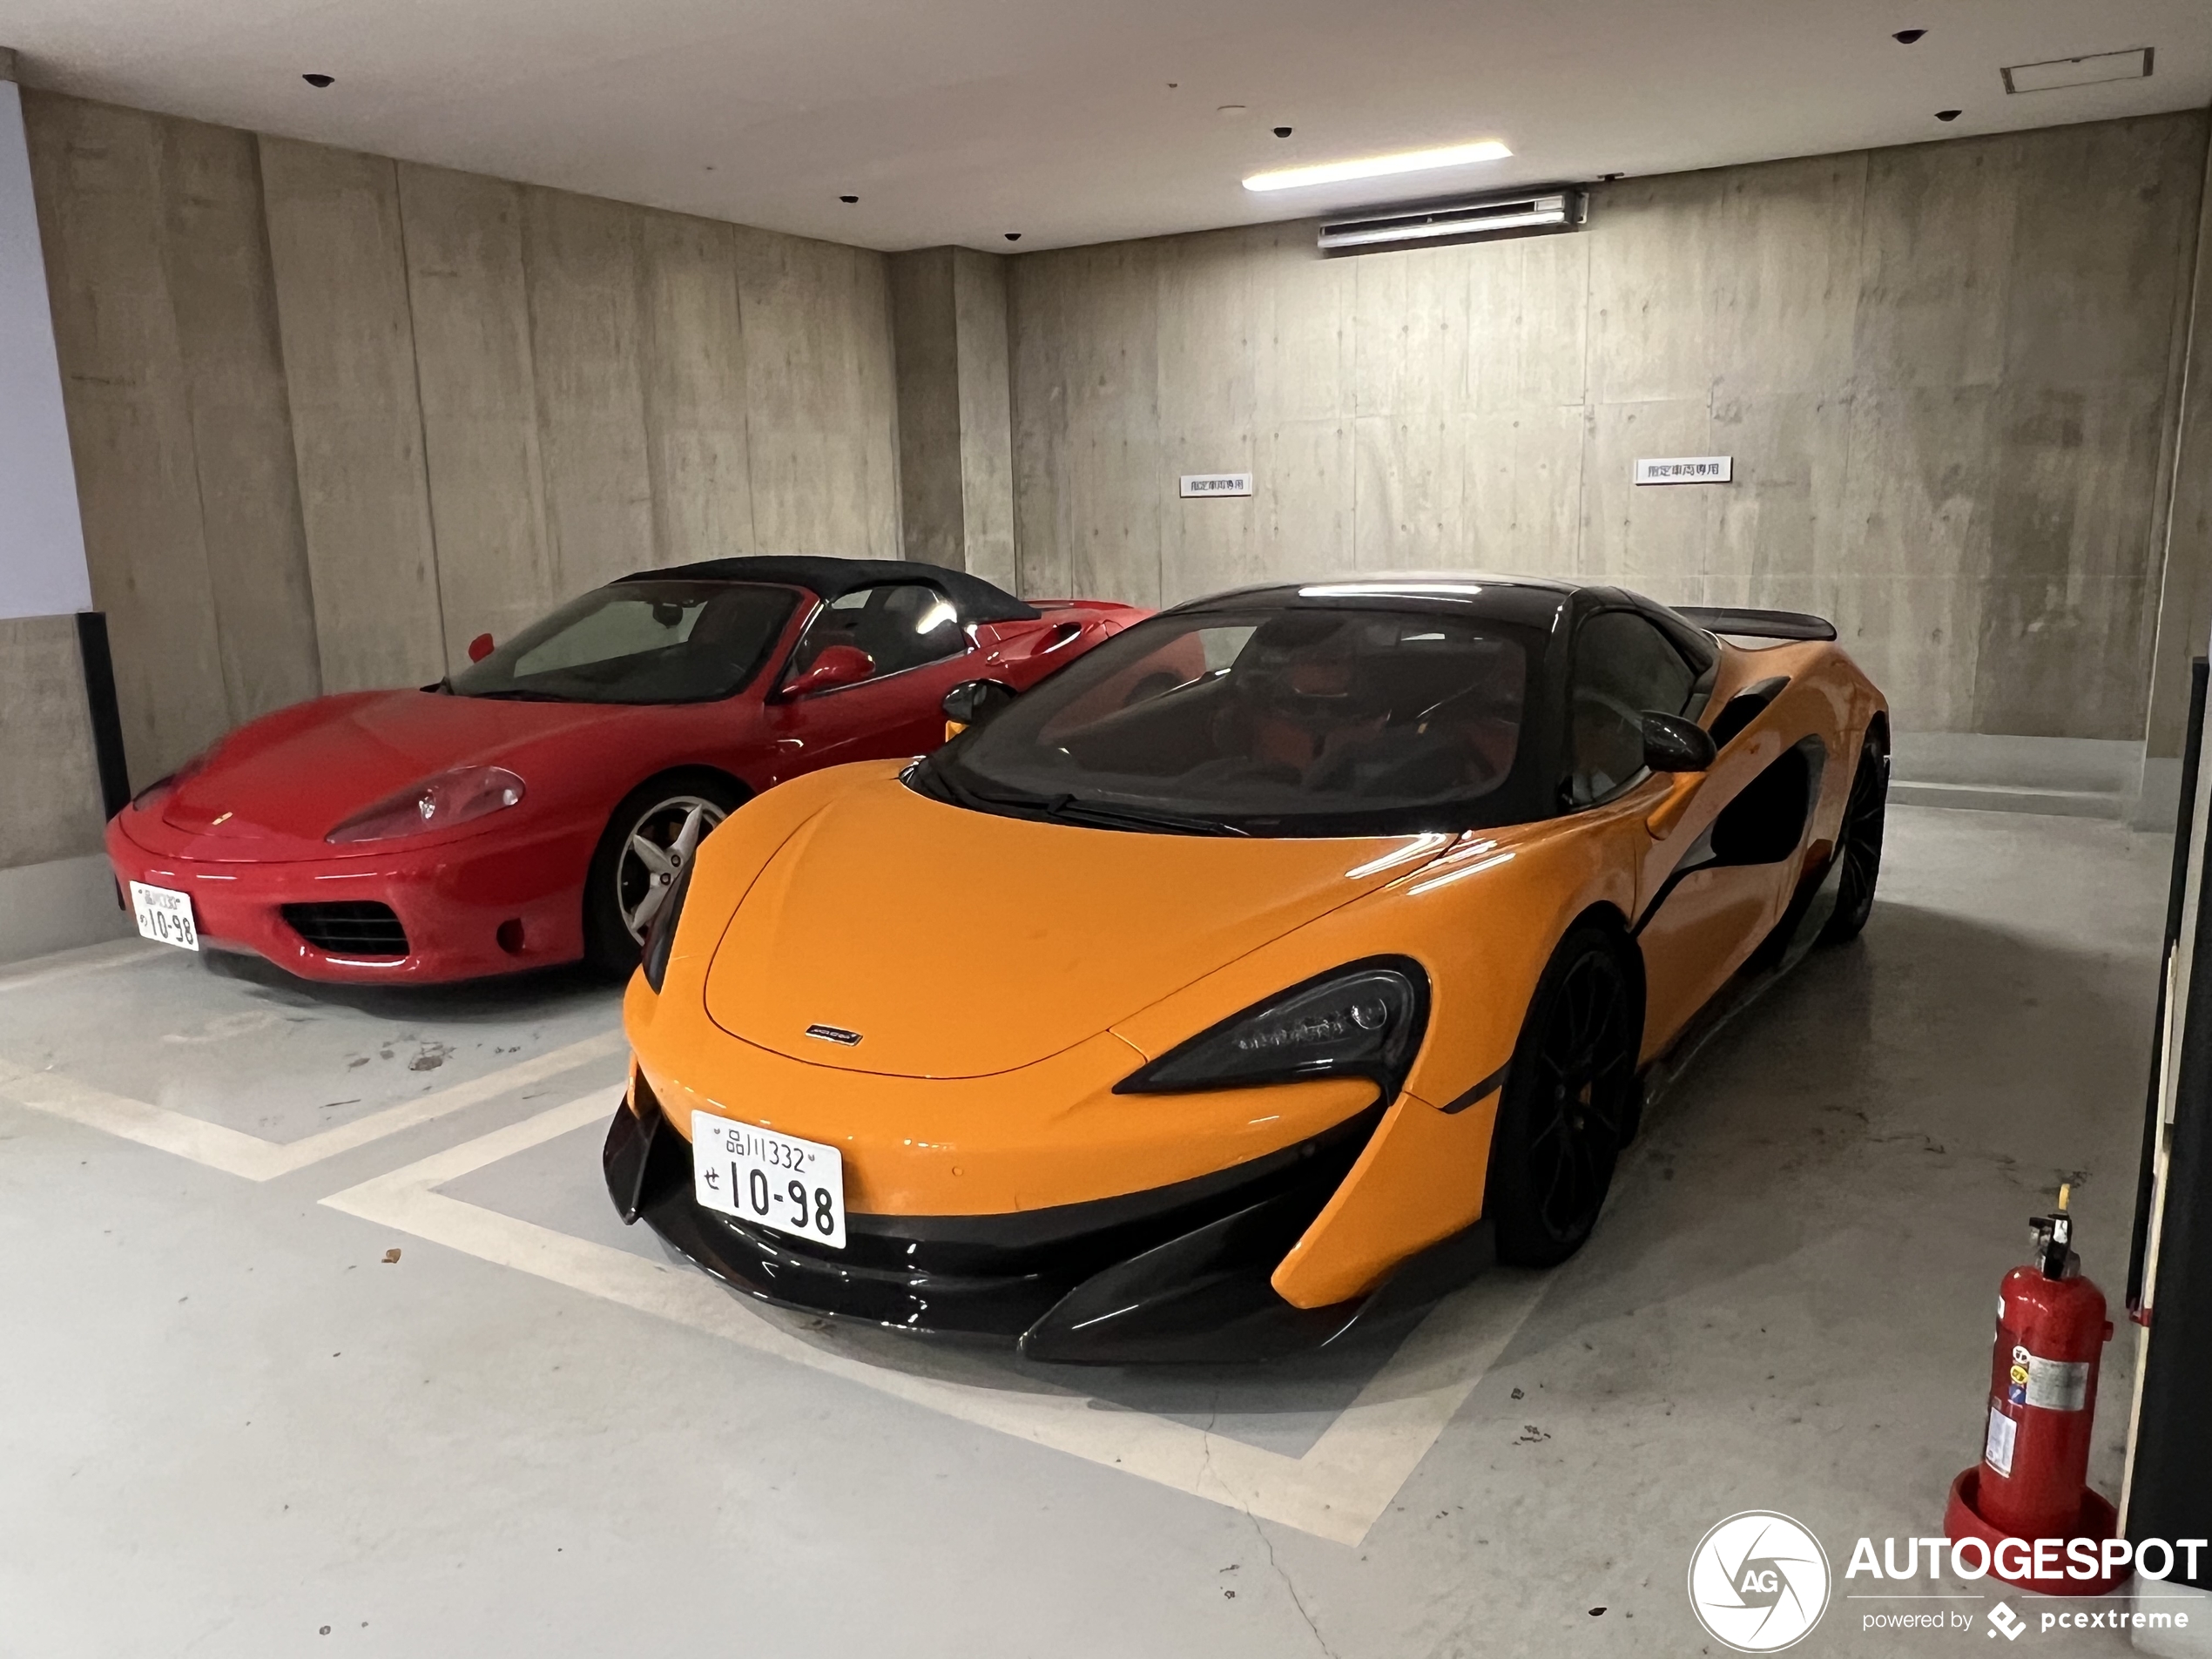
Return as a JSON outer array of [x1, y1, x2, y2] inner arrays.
[[281, 900, 410, 958]]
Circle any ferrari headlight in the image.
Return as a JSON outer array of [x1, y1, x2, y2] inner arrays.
[[1116, 959, 1428, 1099], [325, 765, 526, 844], [639, 859, 692, 994], [132, 743, 216, 811]]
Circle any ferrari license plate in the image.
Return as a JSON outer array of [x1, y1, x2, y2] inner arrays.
[[129, 880, 199, 952], [691, 1111, 846, 1250]]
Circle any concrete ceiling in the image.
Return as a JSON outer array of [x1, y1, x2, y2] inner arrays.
[[5, 0, 2208, 253]]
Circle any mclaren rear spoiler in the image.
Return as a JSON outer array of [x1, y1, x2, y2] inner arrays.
[[1673, 606, 1837, 643]]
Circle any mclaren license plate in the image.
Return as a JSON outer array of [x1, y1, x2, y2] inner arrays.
[[691, 1111, 846, 1249], [129, 880, 199, 951]]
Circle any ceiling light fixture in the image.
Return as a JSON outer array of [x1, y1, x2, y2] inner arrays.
[[840, 193, 859, 203], [1273, 125, 1293, 138], [1317, 189, 1584, 254], [1892, 29, 1926, 44], [2001, 47, 2154, 93], [1935, 109, 1962, 121], [1244, 139, 1510, 193], [302, 72, 334, 87]]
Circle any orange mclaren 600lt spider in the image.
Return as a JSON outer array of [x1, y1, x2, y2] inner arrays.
[[603, 574, 1889, 1362]]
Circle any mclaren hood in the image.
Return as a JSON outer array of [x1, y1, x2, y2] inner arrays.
[[703, 771, 1412, 1079]]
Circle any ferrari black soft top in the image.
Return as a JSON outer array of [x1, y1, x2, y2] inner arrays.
[[619, 556, 1042, 625]]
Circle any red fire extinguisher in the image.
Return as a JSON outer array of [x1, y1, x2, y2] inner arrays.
[[1944, 1185, 2125, 1591]]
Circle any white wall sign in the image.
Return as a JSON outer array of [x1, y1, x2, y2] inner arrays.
[[1635, 455, 1732, 485], [1180, 472, 1253, 498]]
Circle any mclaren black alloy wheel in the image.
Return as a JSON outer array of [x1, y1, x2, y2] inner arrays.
[[583, 772, 747, 976], [1821, 731, 1888, 945], [1486, 926, 1640, 1268]]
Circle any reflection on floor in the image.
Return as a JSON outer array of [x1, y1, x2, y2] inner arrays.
[[0, 808, 2167, 1656]]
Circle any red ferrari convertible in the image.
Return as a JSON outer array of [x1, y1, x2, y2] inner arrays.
[[105, 557, 1141, 983]]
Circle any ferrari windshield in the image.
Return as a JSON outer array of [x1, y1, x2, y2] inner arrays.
[[923, 599, 1548, 837], [448, 581, 796, 704]]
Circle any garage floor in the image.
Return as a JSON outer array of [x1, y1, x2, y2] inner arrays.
[[0, 806, 2168, 1656]]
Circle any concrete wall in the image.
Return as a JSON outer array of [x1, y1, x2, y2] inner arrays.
[[2144, 121, 2212, 765], [888, 246, 1017, 590], [25, 92, 902, 788], [0, 616, 105, 868], [1007, 113, 2210, 743]]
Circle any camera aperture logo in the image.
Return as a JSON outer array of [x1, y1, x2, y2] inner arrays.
[[1689, 1511, 1832, 1652]]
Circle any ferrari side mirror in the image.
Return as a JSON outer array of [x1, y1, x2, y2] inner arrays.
[[467, 632, 496, 663], [786, 644, 874, 698], [942, 678, 1017, 729], [1642, 711, 1717, 774]]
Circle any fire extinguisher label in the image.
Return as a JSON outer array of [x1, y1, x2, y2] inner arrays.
[[2023, 1355, 2090, 1411], [1984, 1405, 2018, 1476]]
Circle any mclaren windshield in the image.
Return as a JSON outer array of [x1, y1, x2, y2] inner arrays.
[[448, 581, 797, 705], [919, 597, 1551, 837]]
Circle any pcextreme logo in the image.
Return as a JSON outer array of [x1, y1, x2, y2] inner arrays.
[[1688, 1511, 1833, 1652]]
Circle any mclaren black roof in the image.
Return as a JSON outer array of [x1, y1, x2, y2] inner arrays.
[[617, 556, 1040, 624]]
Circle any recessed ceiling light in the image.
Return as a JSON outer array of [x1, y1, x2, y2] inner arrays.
[[1892, 29, 1926, 44], [1244, 138, 1511, 192], [301, 72, 334, 88], [1935, 109, 1962, 121], [1004, 233, 1022, 242], [840, 194, 859, 203], [1273, 125, 1293, 138]]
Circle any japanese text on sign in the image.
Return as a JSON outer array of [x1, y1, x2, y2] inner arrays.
[[1634, 455, 1733, 485]]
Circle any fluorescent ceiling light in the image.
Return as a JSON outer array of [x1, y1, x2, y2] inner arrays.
[[1317, 194, 1576, 250], [2001, 47, 2153, 94], [1244, 139, 1512, 193]]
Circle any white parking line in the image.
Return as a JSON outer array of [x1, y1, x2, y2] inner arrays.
[[0, 1029, 625, 1180], [0, 938, 168, 993], [320, 1089, 1550, 1545]]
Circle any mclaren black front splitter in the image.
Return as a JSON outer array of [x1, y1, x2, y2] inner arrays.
[[600, 1077, 1492, 1365]]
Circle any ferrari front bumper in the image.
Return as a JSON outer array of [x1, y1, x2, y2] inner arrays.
[[601, 1076, 1490, 1364], [104, 809, 589, 983]]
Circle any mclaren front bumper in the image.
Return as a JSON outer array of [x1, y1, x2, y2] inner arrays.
[[600, 1076, 1489, 1364]]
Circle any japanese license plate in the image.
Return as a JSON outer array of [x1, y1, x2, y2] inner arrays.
[[129, 880, 199, 952], [691, 1111, 846, 1249]]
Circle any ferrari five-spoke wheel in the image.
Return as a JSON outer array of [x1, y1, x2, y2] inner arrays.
[[583, 772, 746, 976], [1487, 927, 1640, 1267], [1821, 732, 1888, 945], [617, 795, 727, 941]]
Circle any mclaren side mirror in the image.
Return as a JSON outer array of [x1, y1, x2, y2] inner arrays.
[[1642, 711, 1717, 774], [467, 632, 496, 663], [786, 644, 874, 698], [941, 678, 1017, 731]]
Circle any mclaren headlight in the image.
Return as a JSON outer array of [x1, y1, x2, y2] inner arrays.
[[1115, 958, 1428, 1102], [638, 859, 693, 994]]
